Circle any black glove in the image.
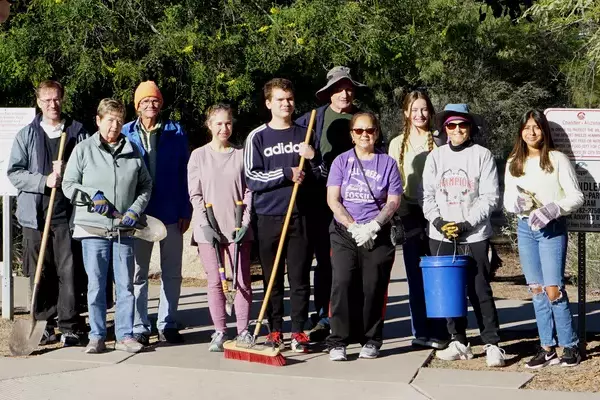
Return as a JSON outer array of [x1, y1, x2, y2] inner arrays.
[[432, 217, 453, 234], [455, 221, 473, 234]]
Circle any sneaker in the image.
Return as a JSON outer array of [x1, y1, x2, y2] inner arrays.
[[209, 331, 228, 352], [308, 322, 330, 343], [484, 344, 506, 367], [84, 338, 106, 354], [60, 332, 82, 347], [359, 343, 380, 359], [428, 338, 450, 350], [560, 346, 581, 367], [411, 337, 429, 347], [39, 327, 58, 346], [526, 347, 559, 369], [133, 333, 150, 346], [264, 331, 284, 350], [115, 337, 144, 353], [329, 346, 347, 361], [235, 330, 254, 348], [291, 332, 310, 353], [158, 328, 184, 344], [435, 340, 474, 361]]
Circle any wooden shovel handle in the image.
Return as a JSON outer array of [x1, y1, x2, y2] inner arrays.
[[253, 110, 317, 337], [30, 132, 68, 314]]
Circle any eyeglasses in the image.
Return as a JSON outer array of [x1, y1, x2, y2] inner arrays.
[[140, 99, 161, 107], [351, 128, 377, 135], [445, 122, 470, 130]]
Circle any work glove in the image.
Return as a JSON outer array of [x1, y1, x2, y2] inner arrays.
[[515, 193, 534, 214], [231, 226, 249, 244], [528, 202, 561, 231], [433, 217, 458, 240], [454, 221, 472, 235], [351, 222, 379, 247], [121, 209, 139, 227], [202, 225, 222, 243], [92, 192, 111, 216]]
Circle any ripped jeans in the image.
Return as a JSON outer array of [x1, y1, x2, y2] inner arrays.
[[517, 217, 578, 348]]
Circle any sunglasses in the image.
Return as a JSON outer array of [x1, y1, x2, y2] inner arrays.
[[351, 128, 377, 135], [445, 122, 470, 130]]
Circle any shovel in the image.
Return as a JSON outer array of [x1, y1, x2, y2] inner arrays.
[[9, 132, 67, 356], [206, 203, 235, 316]]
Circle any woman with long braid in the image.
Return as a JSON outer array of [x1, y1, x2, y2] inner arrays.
[[388, 90, 448, 349]]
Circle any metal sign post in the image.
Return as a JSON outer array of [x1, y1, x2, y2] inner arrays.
[[577, 232, 586, 357], [2, 195, 13, 320]]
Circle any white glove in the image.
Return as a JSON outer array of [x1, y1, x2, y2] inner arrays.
[[364, 220, 381, 237], [352, 221, 381, 247], [515, 193, 534, 214], [528, 202, 561, 231]]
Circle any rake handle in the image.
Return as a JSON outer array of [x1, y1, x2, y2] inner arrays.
[[253, 110, 317, 337], [30, 132, 68, 318]]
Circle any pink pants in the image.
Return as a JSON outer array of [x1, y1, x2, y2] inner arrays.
[[197, 242, 252, 334]]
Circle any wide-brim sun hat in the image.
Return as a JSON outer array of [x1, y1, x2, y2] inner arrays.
[[434, 103, 480, 136], [315, 66, 367, 103]]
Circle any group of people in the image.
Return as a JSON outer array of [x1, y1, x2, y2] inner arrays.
[[7, 64, 584, 369]]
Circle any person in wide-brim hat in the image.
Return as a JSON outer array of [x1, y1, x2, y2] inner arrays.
[[315, 66, 367, 103]]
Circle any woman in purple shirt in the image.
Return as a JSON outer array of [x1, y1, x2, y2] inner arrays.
[[326, 111, 403, 361]]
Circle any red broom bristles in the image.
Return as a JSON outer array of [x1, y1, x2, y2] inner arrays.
[[224, 347, 286, 366]]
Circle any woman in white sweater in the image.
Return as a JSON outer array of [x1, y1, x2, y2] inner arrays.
[[504, 110, 583, 368], [422, 104, 504, 367]]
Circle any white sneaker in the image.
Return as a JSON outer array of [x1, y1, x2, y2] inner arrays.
[[484, 344, 506, 367], [435, 340, 474, 361], [209, 331, 228, 352], [359, 343, 379, 359], [329, 346, 347, 361]]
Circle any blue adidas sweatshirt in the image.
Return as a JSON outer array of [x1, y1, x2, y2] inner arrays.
[[244, 123, 324, 216]]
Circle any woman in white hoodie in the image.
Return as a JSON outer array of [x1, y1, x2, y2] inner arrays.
[[422, 104, 504, 367], [504, 110, 583, 368]]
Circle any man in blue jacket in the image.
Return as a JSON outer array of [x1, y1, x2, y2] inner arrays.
[[295, 66, 366, 342], [122, 81, 191, 345]]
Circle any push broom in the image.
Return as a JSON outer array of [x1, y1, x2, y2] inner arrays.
[[223, 109, 317, 366]]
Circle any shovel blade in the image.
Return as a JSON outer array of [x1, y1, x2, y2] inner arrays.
[[8, 319, 47, 356], [225, 291, 236, 316], [133, 214, 167, 242]]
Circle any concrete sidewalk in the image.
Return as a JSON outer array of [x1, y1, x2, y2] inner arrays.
[[0, 249, 598, 400]]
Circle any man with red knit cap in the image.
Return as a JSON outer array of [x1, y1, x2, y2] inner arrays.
[[122, 81, 191, 345]]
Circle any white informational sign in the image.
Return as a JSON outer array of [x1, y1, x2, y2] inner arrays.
[[545, 108, 600, 232], [0, 108, 36, 196]]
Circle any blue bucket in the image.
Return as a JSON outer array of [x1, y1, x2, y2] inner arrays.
[[420, 255, 470, 318]]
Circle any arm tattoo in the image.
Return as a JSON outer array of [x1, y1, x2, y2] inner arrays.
[[330, 200, 355, 227], [375, 200, 398, 226]]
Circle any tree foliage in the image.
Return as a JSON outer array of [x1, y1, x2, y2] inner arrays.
[[0, 0, 582, 153]]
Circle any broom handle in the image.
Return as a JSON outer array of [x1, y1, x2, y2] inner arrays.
[[253, 110, 317, 337], [30, 132, 68, 317]]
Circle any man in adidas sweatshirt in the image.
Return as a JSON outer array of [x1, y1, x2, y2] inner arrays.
[[244, 78, 323, 353]]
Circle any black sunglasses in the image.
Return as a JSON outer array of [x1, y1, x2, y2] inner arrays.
[[445, 122, 471, 130], [351, 128, 377, 135]]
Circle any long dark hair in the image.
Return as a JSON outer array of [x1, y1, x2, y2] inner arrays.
[[508, 109, 555, 177]]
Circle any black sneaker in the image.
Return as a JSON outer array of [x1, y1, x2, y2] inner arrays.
[[60, 332, 83, 347], [560, 346, 581, 367], [158, 328, 184, 344], [525, 347, 559, 369], [308, 323, 330, 342], [39, 327, 58, 346], [133, 333, 150, 346]]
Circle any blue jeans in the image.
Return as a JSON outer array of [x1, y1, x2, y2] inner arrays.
[[133, 224, 183, 333], [517, 218, 578, 348], [81, 237, 135, 342]]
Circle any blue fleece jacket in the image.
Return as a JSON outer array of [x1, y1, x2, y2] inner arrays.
[[244, 123, 323, 216], [122, 119, 191, 225]]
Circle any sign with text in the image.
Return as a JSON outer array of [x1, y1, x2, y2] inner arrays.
[[0, 108, 36, 196], [546, 108, 600, 232]]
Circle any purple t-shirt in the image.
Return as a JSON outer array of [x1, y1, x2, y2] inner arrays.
[[327, 149, 403, 223]]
